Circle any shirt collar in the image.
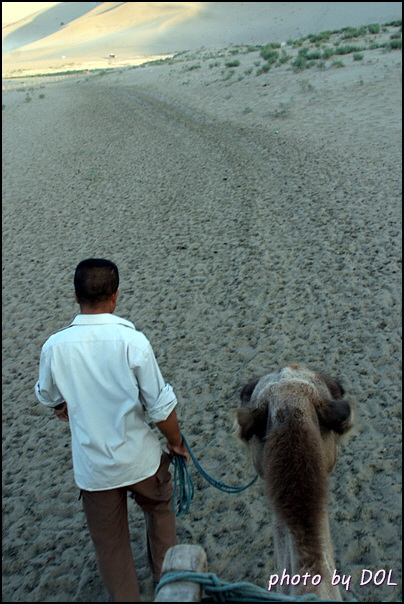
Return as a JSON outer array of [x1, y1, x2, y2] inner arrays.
[[70, 313, 135, 329]]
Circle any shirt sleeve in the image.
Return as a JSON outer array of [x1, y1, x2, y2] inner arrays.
[[35, 347, 64, 407], [131, 340, 177, 423]]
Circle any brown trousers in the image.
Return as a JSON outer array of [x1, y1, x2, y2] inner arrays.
[[81, 452, 178, 602]]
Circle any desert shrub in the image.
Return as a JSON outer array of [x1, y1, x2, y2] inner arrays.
[[353, 53, 364, 61], [209, 61, 221, 68], [39, 93, 46, 99], [367, 23, 381, 34], [331, 60, 344, 68], [341, 26, 367, 38], [390, 32, 402, 39], [260, 45, 280, 63], [261, 41, 281, 51], [322, 47, 335, 60], [291, 48, 313, 70], [256, 63, 272, 75], [225, 60, 240, 68], [288, 38, 305, 47], [291, 55, 308, 71], [335, 45, 363, 55], [308, 30, 335, 43], [305, 50, 322, 60], [278, 50, 292, 64], [184, 64, 201, 71], [387, 39, 402, 49]]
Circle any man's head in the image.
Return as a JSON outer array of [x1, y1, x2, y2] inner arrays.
[[74, 258, 119, 310]]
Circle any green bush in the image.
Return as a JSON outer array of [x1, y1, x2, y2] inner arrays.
[[184, 64, 201, 71], [322, 47, 335, 60], [387, 39, 402, 49], [257, 62, 272, 75], [260, 45, 280, 63], [308, 30, 335, 43], [278, 50, 292, 64], [353, 53, 364, 61], [292, 55, 308, 71], [287, 38, 304, 47], [335, 45, 362, 55], [306, 50, 322, 60], [341, 26, 367, 38], [225, 60, 240, 68], [367, 23, 381, 34]]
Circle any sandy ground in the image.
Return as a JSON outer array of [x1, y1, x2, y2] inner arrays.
[[2, 7, 402, 604]]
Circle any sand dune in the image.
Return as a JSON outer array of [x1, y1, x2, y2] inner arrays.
[[2, 2, 402, 75], [2, 3, 100, 52]]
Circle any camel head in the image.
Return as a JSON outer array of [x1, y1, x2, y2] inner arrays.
[[237, 363, 353, 477]]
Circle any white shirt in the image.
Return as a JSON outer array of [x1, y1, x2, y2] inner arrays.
[[35, 313, 177, 491]]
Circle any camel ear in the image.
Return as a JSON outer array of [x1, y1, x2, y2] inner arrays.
[[237, 406, 268, 442], [240, 379, 260, 403], [317, 372, 345, 399], [317, 399, 353, 435]]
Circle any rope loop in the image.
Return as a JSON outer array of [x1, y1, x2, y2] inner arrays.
[[172, 452, 194, 516], [172, 433, 258, 516], [155, 570, 351, 602]]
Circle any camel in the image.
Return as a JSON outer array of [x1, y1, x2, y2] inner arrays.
[[237, 363, 353, 601]]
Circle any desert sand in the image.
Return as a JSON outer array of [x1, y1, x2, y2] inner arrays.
[[2, 3, 402, 602]]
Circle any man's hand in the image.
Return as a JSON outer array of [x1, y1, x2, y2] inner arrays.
[[54, 402, 69, 422], [167, 439, 190, 461]]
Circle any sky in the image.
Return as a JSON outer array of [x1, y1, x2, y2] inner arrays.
[[2, 2, 61, 26]]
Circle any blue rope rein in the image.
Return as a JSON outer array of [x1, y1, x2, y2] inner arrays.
[[155, 570, 344, 602], [172, 433, 258, 516]]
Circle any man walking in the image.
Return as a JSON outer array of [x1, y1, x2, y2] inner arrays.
[[35, 258, 189, 602]]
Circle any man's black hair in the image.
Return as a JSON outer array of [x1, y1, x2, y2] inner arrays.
[[74, 258, 119, 305]]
